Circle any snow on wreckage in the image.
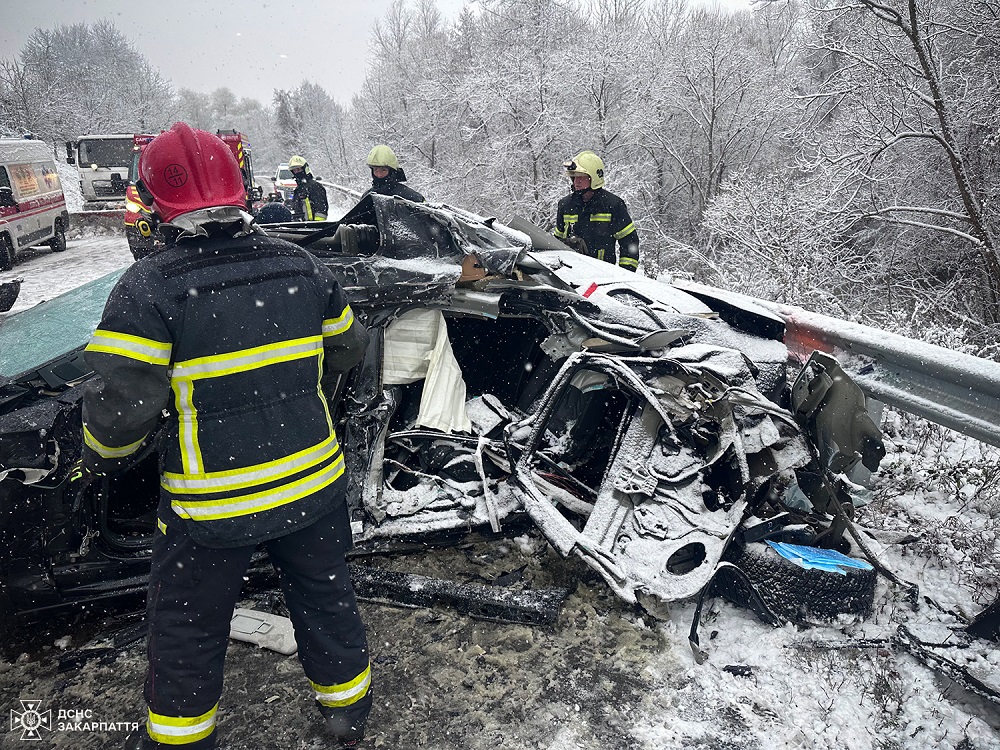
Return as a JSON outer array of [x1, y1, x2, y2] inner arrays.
[[0, 192, 885, 651]]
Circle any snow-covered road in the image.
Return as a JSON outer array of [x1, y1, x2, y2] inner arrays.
[[0, 233, 133, 315]]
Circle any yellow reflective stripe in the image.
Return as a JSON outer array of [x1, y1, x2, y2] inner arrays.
[[590, 213, 612, 222], [162, 434, 339, 494], [172, 337, 322, 380], [173, 379, 203, 475], [619, 256, 639, 269], [147, 704, 217, 745], [597, 249, 605, 261], [318, 353, 336, 435], [304, 197, 313, 220], [171, 452, 345, 521], [563, 214, 578, 222], [87, 330, 172, 366], [157, 518, 167, 535], [553, 227, 567, 239], [323, 307, 355, 338], [613, 223, 636, 240], [83, 424, 146, 459], [311, 663, 372, 707]]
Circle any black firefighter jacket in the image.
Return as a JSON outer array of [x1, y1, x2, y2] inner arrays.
[[361, 175, 425, 203], [554, 188, 640, 271], [293, 177, 329, 220], [81, 230, 369, 548]]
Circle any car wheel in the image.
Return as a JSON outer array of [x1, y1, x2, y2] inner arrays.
[[49, 223, 67, 252], [717, 541, 876, 624], [0, 234, 14, 271]]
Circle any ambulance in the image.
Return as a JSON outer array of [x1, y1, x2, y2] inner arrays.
[[0, 138, 70, 271]]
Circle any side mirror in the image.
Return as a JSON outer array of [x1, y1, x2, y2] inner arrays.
[[0, 187, 17, 209], [251, 185, 263, 202], [65, 141, 76, 165]]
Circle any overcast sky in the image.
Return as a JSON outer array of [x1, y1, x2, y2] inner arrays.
[[1, 0, 752, 105]]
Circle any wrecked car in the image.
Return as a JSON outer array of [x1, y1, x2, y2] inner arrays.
[[0, 194, 886, 633]]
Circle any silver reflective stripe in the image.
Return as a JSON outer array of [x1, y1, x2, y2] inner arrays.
[[162, 435, 339, 494], [146, 704, 217, 745], [323, 307, 355, 337], [173, 379, 203, 475], [312, 664, 373, 707], [172, 337, 322, 380], [171, 453, 345, 521], [83, 425, 146, 459]]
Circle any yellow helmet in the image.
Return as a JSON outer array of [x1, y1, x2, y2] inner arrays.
[[288, 155, 311, 178], [564, 150, 605, 190], [366, 145, 400, 171]]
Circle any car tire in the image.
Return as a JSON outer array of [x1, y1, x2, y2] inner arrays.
[[49, 223, 67, 252], [717, 541, 876, 624], [0, 234, 14, 271]]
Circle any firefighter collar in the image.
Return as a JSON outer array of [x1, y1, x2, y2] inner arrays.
[[163, 206, 258, 240]]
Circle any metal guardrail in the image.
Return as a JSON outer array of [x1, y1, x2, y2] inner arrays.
[[320, 181, 362, 201], [677, 282, 1000, 448]]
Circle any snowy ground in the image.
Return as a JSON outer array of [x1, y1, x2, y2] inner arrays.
[[1, 227, 999, 749]]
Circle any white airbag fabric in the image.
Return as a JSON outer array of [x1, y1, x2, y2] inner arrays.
[[382, 309, 472, 433]]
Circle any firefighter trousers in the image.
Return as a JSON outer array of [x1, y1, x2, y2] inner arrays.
[[141, 501, 372, 749]]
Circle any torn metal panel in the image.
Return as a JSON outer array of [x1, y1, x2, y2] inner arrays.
[[791, 351, 885, 474], [513, 347, 823, 605]]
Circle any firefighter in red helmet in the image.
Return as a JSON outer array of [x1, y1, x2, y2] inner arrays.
[[79, 122, 372, 749]]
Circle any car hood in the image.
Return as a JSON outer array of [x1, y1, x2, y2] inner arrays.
[[0, 269, 125, 383]]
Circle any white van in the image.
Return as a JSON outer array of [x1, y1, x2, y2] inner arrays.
[[0, 139, 69, 271], [272, 163, 297, 203]]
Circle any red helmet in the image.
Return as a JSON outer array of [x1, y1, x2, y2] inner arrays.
[[138, 122, 246, 223]]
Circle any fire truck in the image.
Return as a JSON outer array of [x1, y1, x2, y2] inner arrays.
[[124, 129, 262, 260]]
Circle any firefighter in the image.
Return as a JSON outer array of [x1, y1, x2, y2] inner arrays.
[[361, 144, 425, 202], [78, 123, 371, 750], [288, 154, 329, 220], [554, 150, 639, 272]]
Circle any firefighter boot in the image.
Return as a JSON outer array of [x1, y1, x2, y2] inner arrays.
[[323, 713, 365, 748]]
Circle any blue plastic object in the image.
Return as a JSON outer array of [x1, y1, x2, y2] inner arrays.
[[765, 541, 874, 576]]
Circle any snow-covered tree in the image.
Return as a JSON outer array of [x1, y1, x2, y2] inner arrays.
[[0, 20, 172, 142]]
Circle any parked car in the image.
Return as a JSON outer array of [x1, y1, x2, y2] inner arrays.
[[271, 163, 297, 204], [0, 195, 885, 633], [0, 138, 70, 271]]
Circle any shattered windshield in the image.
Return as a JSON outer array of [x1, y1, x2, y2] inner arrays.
[[0, 269, 123, 380]]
